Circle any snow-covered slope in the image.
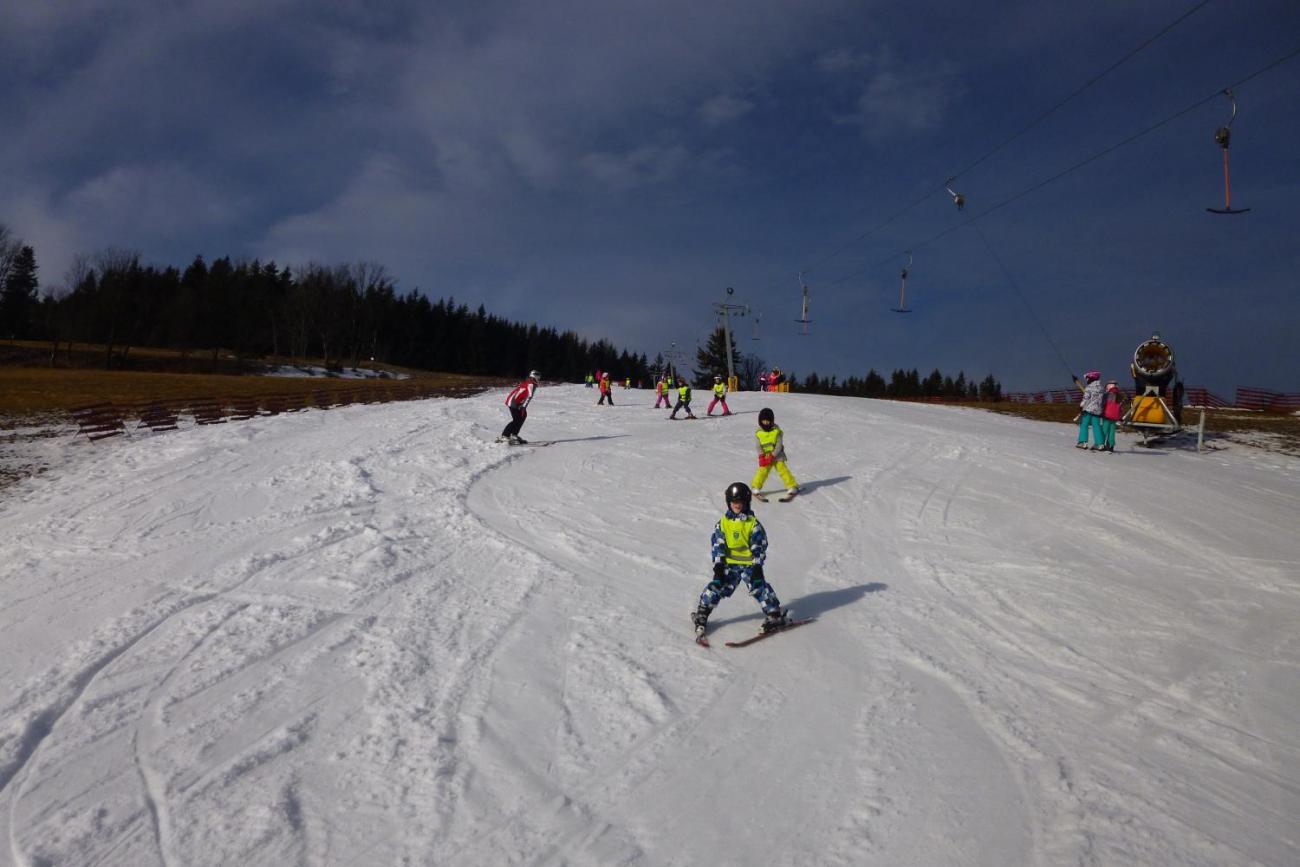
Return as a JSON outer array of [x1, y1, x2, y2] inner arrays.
[[1, 386, 1296, 867]]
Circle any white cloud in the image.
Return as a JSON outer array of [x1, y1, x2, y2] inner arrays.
[[66, 164, 242, 235], [579, 144, 692, 191], [834, 51, 966, 141], [816, 47, 872, 75], [698, 93, 755, 127]]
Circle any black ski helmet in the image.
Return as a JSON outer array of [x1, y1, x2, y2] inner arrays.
[[724, 481, 752, 509], [758, 407, 775, 426]]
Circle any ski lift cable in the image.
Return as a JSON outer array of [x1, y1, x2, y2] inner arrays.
[[853, 45, 1300, 277], [972, 223, 1075, 380], [790, 0, 1216, 284], [949, 0, 1215, 184]]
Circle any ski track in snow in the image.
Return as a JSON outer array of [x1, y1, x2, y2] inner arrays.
[[0, 388, 1297, 866]]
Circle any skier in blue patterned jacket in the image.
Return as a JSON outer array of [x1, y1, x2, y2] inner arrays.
[[692, 481, 788, 640], [1074, 370, 1104, 449]]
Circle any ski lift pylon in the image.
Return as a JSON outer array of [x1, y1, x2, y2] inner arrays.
[[891, 251, 913, 313], [1207, 89, 1250, 215]]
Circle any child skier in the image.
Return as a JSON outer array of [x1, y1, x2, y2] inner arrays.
[[692, 481, 788, 642], [1099, 380, 1124, 452], [669, 379, 696, 419], [707, 374, 731, 416], [597, 372, 614, 405], [1075, 370, 1104, 449], [498, 370, 540, 444], [654, 377, 672, 408], [751, 407, 799, 501]]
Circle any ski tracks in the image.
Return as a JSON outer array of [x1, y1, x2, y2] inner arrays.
[[457, 404, 890, 866], [0, 399, 553, 865]]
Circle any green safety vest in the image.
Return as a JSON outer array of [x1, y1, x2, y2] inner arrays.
[[678, 384, 692, 400], [720, 513, 757, 564]]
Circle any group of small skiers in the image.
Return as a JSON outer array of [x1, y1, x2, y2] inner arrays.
[[497, 371, 799, 642], [1074, 370, 1125, 452]]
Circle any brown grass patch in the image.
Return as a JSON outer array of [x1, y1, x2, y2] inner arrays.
[[0, 366, 507, 419]]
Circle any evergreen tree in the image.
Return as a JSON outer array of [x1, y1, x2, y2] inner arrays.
[[922, 368, 944, 397], [0, 245, 39, 339], [979, 374, 1002, 401], [694, 327, 743, 382]]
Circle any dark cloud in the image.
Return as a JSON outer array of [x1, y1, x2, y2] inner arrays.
[[2, 0, 1298, 393]]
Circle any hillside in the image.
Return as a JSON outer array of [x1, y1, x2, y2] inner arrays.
[[1, 386, 1296, 866]]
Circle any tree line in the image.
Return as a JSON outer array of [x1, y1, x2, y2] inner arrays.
[[0, 229, 651, 382], [685, 326, 1002, 399], [2, 225, 1002, 398], [798, 368, 1002, 401]]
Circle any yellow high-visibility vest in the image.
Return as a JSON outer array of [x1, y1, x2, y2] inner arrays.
[[756, 425, 782, 455], [720, 514, 757, 564]]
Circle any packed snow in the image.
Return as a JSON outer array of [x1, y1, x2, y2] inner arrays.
[[1, 385, 1296, 867]]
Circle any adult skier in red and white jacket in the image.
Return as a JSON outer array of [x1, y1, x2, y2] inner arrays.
[[499, 370, 540, 444]]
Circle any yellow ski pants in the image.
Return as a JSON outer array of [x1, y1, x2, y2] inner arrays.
[[751, 460, 798, 493]]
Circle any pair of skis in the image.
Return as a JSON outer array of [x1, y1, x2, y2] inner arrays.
[[754, 490, 798, 503], [695, 616, 815, 648]]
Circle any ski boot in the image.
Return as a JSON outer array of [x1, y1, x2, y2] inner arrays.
[[761, 608, 789, 633]]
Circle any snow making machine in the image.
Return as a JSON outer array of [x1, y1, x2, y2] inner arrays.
[[1124, 333, 1187, 444]]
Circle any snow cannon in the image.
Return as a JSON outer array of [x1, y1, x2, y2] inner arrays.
[[1125, 332, 1185, 439]]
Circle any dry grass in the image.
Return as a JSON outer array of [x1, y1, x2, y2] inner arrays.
[[0, 365, 505, 419], [0, 358, 511, 490]]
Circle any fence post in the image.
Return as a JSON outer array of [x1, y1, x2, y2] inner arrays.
[[1197, 409, 1206, 452]]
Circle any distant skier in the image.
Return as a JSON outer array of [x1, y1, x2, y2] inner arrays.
[[498, 370, 540, 444], [654, 376, 672, 409], [1099, 380, 1125, 452], [1074, 370, 1104, 450], [669, 379, 696, 419], [692, 481, 788, 642], [751, 407, 799, 500], [707, 374, 731, 416], [597, 372, 614, 405]]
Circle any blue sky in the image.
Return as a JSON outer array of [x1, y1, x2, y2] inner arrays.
[[3, 0, 1298, 395]]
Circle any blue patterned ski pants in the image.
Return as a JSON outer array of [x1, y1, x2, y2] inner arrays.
[[699, 564, 782, 616]]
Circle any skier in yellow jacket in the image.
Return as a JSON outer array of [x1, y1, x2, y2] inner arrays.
[[751, 407, 799, 501], [706, 374, 731, 416]]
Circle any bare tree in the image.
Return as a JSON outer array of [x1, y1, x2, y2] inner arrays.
[[350, 261, 392, 365], [93, 248, 142, 367], [741, 352, 768, 391], [0, 223, 22, 292]]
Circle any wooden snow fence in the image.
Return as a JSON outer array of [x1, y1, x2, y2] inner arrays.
[[135, 400, 182, 433], [70, 402, 128, 441], [187, 397, 229, 426], [66, 381, 481, 445], [260, 393, 309, 415]]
